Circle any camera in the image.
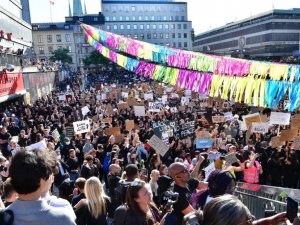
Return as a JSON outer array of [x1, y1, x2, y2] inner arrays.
[[183, 211, 203, 225], [162, 191, 179, 210]]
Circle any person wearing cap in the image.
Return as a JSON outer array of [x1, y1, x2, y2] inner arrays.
[[83, 138, 94, 155]]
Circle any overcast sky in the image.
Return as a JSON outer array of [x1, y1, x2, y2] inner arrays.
[[29, 0, 300, 34]]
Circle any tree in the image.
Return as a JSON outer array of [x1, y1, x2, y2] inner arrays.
[[82, 50, 110, 66], [49, 48, 72, 64]]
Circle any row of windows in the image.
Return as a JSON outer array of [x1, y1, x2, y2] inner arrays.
[[105, 15, 186, 22], [106, 23, 188, 30], [37, 34, 72, 43], [195, 22, 300, 46], [38, 45, 72, 54], [246, 33, 300, 45], [103, 5, 186, 13]]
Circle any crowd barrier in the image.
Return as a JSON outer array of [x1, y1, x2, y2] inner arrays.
[[235, 182, 300, 219]]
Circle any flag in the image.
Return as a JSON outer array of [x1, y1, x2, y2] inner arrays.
[[49, 0, 54, 5]]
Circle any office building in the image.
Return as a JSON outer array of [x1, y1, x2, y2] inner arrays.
[[193, 8, 300, 59], [101, 0, 193, 50]]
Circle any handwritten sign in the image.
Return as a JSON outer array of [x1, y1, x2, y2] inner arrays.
[[153, 120, 180, 140], [148, 135, 169, 157], [52, 129, 60, 139], [243, 113, 261, 129], [125, 120, 135, 131], [212, 115, 225, 123], [134, 106, 146, 117], [195, 139, 213, 149], [204, 163, 216, 181], [58, 95, 66, 101], [224, 153, 238, 165], [251, 122, 269, 134], [73, 120, 90, 134], [279, 129, 298, 142], [144, 93, 154, 101], [81, 106, 90, 116], [271, 136, 284, 148], [118, 102, 129, 110], [270, 112, 291, 125], [224, 112, 234, 122], [180, 121, 195, 139], [65, 126, 74, 138], [104, 127, 121, 136], [149, 102, 163, 113]]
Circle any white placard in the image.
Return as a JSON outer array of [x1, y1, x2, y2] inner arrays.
[[58, 95, 66, 101], [122, 92, 129, 98], [52, 129, 60, 139], [162, 95, 168, 104], [224, 112, 234, 122], [170, 107, 178, 113], [251, 122, 269, 134], [134, 106, 146, 117], [101, 93, 107, 100], [270, 112, 291, 125], [96, 95, 101, 100], [148, 135, 169, 157], [204, 162, 216, 182], [144, 93, 154, 101], [166, 87, 173, 93], [11, 136, 19, 143], [181, 97, 189, 106], [73, 120, 90, 134], [185, 90, 191, 96], [81, 106, 90, 116], [149, 102, 162, 113], [26, 140, 47, 151]]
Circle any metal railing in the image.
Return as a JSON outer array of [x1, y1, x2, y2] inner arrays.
[[235, 182, 300, 219]]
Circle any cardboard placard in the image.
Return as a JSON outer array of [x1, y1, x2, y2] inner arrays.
[[291, 118, 300, 129], [104, 127, 121, 136], [279, 129, 298, 142], [179, 106, 186, 112], [115, 134, 124, 144], [127, 98, 136, 106], [224, 153, 238, 165], [104, 117, 112, 124], [196, 131, 211, 139], [73, 120, 91, 134], [294, 136, 300, 150], [134, 106, 146, 117], [270, 112, 291, 125], [118, 102, 129, 110], [271, 136, 284, 148], [149, 102, 163, 113], [212, 115, 225, 123], [106, 104, 114, 116], [148, 135, 169, 157], [243, 113, 261, 129], [125, 120, 135, 131]]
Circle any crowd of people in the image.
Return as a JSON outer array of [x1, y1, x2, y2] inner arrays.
[[0, 70, 299, 225]]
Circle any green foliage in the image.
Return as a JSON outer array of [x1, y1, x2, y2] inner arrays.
[[82, 50, 110, 66], [49, 48, 72, 64]]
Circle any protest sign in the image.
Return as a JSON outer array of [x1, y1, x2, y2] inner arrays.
[[125, 120, 135, 131], [212, 115, 224, 123], [185, 90, 191, 96], [134, 106, 146, 117], [148, 135, 169, 157], [114, 134, 124, 144], [224, 153, 238, 165], [104, 117, 112, 124], [270, 112, 291, 125], [162, 95, 168, 104], [73, 120, 90, 135], [121, 92, 129, 98], [65, 126, 74, 138], [224, 112, 234, 122], [52, 129, 60, 139], [170, 107, 178, 113], [180, 121, 195, 139], [104, 127, 121, 136], [11, 136, 19, 143], [204, 162, 216, 181], [58, 95, 66, 101], [149, 102, 162, 113], [179, 106, 186, 112], [127, 98, 136, 106], [26, 140, 47, 151], [153, 120, 180, 140], [291, 118, 300, 129], [118, 102, 129, 110], [106, 104, 114, 116], [101, 93, 107, 100], [188, 102, 196, 108], [144, 93, 154, 101], [294, 136, 300, 150], [251, 122, 269, 134], [195, 139, 213, 149], [81, 106, 90, 116], [271, 136, 284, 148], [243, 113, 261, 129], [279, 129, 298, 142], [181, 97, 189, 106], [196, 131, 211, 139]]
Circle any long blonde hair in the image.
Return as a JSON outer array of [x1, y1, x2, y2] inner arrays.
[[85, 177, 109, 218]]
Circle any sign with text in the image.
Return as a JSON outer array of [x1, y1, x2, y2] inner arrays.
[[134, 106, 146, 117], [294, 136, 300, 150], [224, 153, 238, 165], [104, 127, 121, 136], [117, 102, 129, 110], [148, 135, 169, 157], [180, 120, 195, 139], [153, 120, 180, 140], [243, 113, 261, 129], [195, 139, 213, 149], [204, 162, 216, 181], [270, 112, 291, 125], [224, 112, 234, 122], [144, 93, 154, 101], [26, 140, 47, 151], [65, 126, 74, 138], [125, 120, 135, 131], [251, 122, 269, 134], [73, 120, 90, 134], [58, 95, 66, 101], [0, 72, 25, 97], [212, 115, 225, 123], [149, 102, 163, 113], [81, 106, 90, 116], [271, 136, 284, 148]]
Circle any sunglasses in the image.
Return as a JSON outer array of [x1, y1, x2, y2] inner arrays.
[[175, 168, 189, 176]]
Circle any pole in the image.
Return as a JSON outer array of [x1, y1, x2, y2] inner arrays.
[[49, 1, 53, 23]]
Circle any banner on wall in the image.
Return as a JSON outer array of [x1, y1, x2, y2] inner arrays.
[[0, 72, 25, 97]]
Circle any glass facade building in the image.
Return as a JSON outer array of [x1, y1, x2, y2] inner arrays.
[[193, 8, 300, 59]]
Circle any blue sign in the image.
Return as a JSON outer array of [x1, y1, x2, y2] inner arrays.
[[195, 139, 213, 149]]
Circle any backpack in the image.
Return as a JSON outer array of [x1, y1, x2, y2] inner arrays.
[[114, 181, 132, 207], [0, 209, 14, 225]]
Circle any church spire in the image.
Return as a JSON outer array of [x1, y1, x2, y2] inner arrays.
[[83, 0, 87, 14], [68, 0, 72, 16], [73, 0, 83, 16]]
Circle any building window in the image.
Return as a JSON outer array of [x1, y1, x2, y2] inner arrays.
[[177, 24, 181, 29], [166, 43, 170, 47], [184, 24, 187, 29], [152, 24, 157, 29], [56, 35, 62, 42], [85, 47, 88, 53], [138, 16, 142, 21], [153, 33, 157, 39], [133, 24, 137, 29], [106, 25, 110, 30], [119, 16, 123, 21], [126, 16, 129, 21], [48, 46, 53, 53], [181, 16, 185, 21], [171, 24, 175, 29], [67, 45, 72, 52], [131, 6, 136, 11], [127, 25, 131, 29], [47, 35, 52, 43], [132, 16, 136, 21], [151, 16, 155, 21], [160, 33, 163, 39], [172, 42, 176, 47], [178, 42, 182, 48], [165, 24, 169, 29], [127, 34, 131, 38], [163, 16, 167, 21], [165, 33, 169, 39], [37, 35, 43, 43], [184, 42, 187, 47], [140, 34, 144, 39], [147, 33, 151, 39], [39, 46, 44, 54], [113, 16, 116, 21], [114, 25, 118, 30], [134, 34, 138, 39], [169, 16, 173, 21], [140, 24, 144, 29], [145, 16, 149, 21], [184, 33, 187, 38], [79, 18, 83, 22], [120, 25, 124, 30], [58, 46, 63, 50], [65, 34, 71, 42], [105, 16, 110, 21], [175, 16, 179, 21], [64, 25, 70, 29], [178, 33, 182, 38], [172, 33, 175, 38], [94, 17, 98, 21], [146, 24, 150, 29], [159, 24, 163, 29]]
